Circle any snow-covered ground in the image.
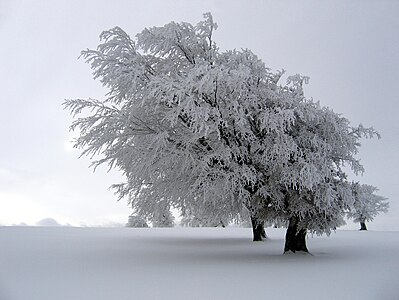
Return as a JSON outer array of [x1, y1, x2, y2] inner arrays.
[[0, 227, 398, 300]]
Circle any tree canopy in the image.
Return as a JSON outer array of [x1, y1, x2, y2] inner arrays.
[[348, 183, 389, 230], [65, 13, 383, 252]]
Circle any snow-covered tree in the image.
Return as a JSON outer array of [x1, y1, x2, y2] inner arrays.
[[180, 199, 230, 227], [274, 87, 379, 252], [64, 13, 293, 240], [126, 214, 149, 228], [180, 215, 227, 227], [64, 13, 379, 253], [152, 201, 175, 227], [348, 183, 389, 230]]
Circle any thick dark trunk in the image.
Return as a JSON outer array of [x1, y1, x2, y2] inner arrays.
[[284, 216, 308, 253], [359, 221, 367, 231], [251, 216, 267, 241]]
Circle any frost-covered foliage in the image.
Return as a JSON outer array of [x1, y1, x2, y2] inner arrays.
[[127, 207, 174, 228], [277, 95, 378, 235], [180, 215, 226, 227], [126, 215, 148, 228], [348, 183, 389, 225], [180, 201, 229, 227], [152, 201, 175, 227], [64, 13, 379, 248]]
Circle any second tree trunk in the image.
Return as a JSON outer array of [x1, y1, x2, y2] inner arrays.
[[359, 221, 367, 231], [284, 216, 308, 253], [251, 216, 267, 241]]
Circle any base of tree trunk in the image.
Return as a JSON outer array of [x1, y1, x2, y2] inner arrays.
[[284, 216, 308, 253], [359, 222, 367, 231], [251, 217, 267, 241]]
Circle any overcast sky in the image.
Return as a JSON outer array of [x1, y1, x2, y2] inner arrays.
[[0, 0, 398, 229]]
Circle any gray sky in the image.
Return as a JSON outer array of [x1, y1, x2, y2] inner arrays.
[[0, 0, 398, 229]]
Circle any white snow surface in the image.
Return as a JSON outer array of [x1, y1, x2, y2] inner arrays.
[[0, 227, 398, 300]]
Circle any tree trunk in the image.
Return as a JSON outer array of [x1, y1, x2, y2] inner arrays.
[[251, 216, 267, 241], [359, 221, 367, 231], [284, 216, 308, 253]]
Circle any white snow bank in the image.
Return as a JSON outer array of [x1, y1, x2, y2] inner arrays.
[[0, 227, 398, 300]]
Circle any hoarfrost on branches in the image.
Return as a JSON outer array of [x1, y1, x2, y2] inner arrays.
[[348, 183, 389, 230], [64, 13, 381, 252], [126, 215, 148, 228]]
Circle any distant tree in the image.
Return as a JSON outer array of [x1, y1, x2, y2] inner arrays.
[[180, 201, 229, 227], [152, 201, 175, 227], [348, 183, 389, 230], [276, 92, 378, 252], [64, 13, 379, 253], [180, 215, 226, 227], [126, 215, 148, 228]]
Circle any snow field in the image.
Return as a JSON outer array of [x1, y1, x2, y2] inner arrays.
[[0, 227, 398, 300]]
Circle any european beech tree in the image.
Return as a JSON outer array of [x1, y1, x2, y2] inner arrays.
[[65, 13, 380, 253], [348, 183, 389, 230]]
